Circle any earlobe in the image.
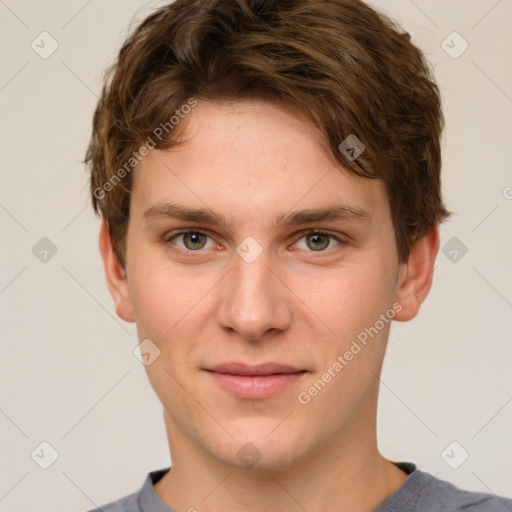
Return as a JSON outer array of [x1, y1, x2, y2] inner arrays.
[[98, 220, 135, 323], [393, 225, 440, 322]]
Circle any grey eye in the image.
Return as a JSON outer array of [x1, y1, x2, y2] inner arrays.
[[295, 232, 339, 252], [182, 232, 208, 250], [307, 233, 330, 251], [170, 231, 215, 251]]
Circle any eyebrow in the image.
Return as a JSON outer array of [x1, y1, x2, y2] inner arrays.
[[142, 202, 370, 231]]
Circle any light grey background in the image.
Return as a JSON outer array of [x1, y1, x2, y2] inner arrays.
[[1, 1, 511, 510]]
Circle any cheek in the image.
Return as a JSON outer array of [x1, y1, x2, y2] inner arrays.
[[128, 259, 223, 392], [291, 261, 392, 342], [129, 258, 214, 338]]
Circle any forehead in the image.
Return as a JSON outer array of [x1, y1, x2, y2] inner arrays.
[[131, 100, 389, 229]]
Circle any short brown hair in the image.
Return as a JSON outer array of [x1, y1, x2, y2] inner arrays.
[[86, 0, 449, 266]]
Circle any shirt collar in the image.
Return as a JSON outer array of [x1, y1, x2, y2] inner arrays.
[[138, 463, 419, 512], [139, 467, 173, 512]]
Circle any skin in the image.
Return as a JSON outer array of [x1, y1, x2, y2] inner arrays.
[[100, 99, 439, 512]]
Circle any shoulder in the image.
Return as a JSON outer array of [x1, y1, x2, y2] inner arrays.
[[85, 489, 140, 512], [84, 468, 171, 512], [415, 470, 512, 511]]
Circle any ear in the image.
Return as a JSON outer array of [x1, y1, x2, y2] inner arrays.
[[393, 225, 439, 322], [98, 220, 135, 323]]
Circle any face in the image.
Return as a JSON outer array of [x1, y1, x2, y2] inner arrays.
[[102, 99, 435, 472]]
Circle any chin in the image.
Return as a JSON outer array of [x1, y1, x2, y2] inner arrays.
[[209, 422, 308, 472]]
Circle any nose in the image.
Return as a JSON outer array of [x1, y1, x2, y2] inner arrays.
[[216, 247, 292, 342]]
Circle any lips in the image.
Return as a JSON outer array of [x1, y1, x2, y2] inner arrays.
[[207, 362, 304, 376], [205, 362, 307, 399]]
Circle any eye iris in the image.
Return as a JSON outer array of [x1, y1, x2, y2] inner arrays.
[[306, 233, 329, 251], [180, 232, 332, 251], [183, 232, 207, 250]]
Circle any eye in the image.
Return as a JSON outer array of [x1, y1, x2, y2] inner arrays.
[[293, 230, 343, 252], [164, 228, 345, 254], [166, 230, 217, 251]]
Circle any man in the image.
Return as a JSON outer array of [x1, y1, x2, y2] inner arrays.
[[86, 0, 512, 510]]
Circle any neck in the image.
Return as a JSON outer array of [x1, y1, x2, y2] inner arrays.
[[154, 411, 408, 512]]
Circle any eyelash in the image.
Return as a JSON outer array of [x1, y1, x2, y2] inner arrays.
[[163, 228, 346, 254]]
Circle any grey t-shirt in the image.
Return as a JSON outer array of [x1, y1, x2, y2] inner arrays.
[[89, 462, 512, 512]]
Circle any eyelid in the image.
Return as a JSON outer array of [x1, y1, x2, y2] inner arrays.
[[295, 227, 347, 241], [164, 228, 213, 242]]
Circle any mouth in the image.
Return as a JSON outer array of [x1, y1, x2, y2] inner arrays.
[[204, 362, 308, 399]]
